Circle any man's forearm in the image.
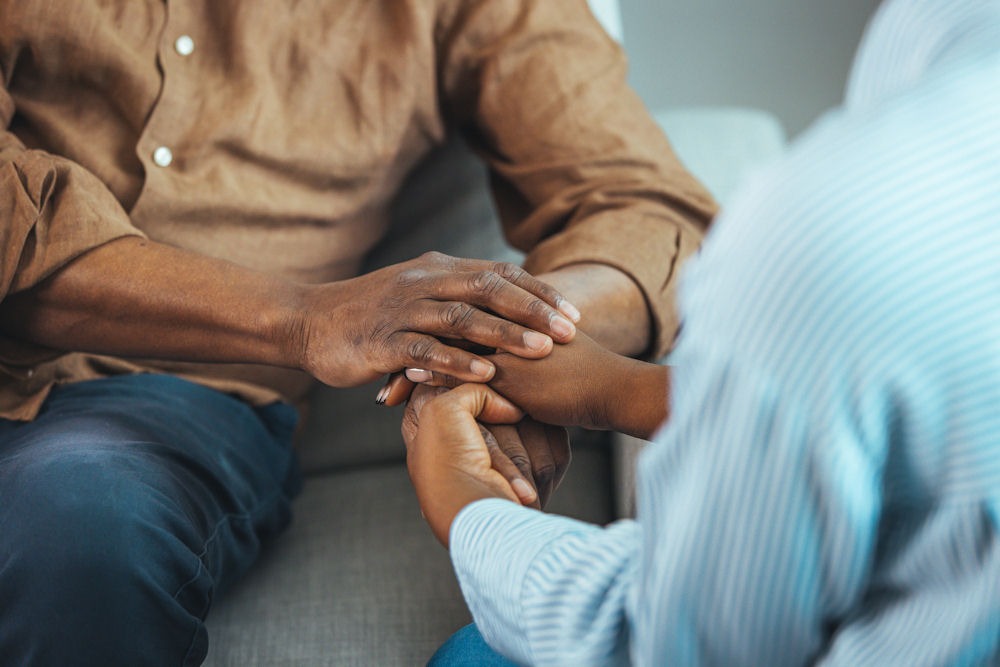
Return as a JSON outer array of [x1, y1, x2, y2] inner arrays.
[[1, 238, 584, 389], [0, 236, 305, 368], [537, 263, 652, 357]]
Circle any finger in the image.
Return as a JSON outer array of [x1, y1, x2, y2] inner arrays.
[[388, 331, 496, 382], [517, 418, 559, 506], [405, 301, 554, 359], [405, 368, 463, 389], [490, 424, 541, 509], [377, 373, 415, 406], [400, 384, 449, 446], [426, 270, 577, 344], [406, 383, 449, 419], [544, 424, 572, 496], [481, 424, 537, 506], [439, 383, 524, 425], [459, 259, 581, 323]]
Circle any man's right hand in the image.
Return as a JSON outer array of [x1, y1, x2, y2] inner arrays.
[[296, 252, 580, 388]]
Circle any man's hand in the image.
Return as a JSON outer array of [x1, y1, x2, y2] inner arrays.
[[297, 252, 580, 388], [403, 383, 529, 547], [403, 384, 570, 510]]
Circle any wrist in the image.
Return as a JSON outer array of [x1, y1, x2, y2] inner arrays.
[[536, 265, 651, 356], [265, 281, 317, 371], [414, 465, 517, 548], [603, 360, 668, 439]]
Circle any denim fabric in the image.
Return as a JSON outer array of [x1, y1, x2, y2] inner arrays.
[[0, 374, 301, 666], [428, 624, 519, 666]]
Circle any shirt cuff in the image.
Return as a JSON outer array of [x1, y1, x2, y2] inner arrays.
[[522, 211, 704, 360], [449, 498, 598, 664]]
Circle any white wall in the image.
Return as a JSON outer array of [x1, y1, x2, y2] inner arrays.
[[619, 0, 880, 137]]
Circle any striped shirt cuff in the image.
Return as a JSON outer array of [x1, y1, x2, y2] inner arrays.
[[450, 498, 592, 664]]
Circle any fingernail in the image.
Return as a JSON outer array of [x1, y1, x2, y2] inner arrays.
[[522, 331, 551, 351], [549, 315, 575, 339], [375, 385, 389, 405], [470, 359, 494, 379], [511, 478, 537, 504], [405, 368, 432, 383], [558, 299, 581, 323]]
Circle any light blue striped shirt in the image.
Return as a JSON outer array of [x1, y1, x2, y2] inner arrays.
[[449, 0, 1000, 664]]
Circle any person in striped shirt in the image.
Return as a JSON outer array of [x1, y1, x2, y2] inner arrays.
[[403, 0, 1000, 664]]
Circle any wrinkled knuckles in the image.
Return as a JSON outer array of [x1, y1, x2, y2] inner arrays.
[[492, 261, 527, 282], [418, 250, 457, 274], [419, 250, 450, 265], [395, 268, 430, 289], [505, 453, 532, 473], [533, 463, 557, 490], [443, 302, 477, 331], [491, 320, 518, 345], [524, 295, 553, 320], [405, 337, 441, 367], [367, 318, 397, 348], [469, 270, 505, 298]]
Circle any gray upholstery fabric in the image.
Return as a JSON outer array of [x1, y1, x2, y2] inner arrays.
[[204, 443, 612, 666], [203, 464, 465, 666]]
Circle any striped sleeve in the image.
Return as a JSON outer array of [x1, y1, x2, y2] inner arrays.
[[451, 499, 640, 665]]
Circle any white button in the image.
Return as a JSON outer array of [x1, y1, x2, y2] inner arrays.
[[26, 369, 34, 378], [152, 146, 173, 168], [174, 35, 195, 56]]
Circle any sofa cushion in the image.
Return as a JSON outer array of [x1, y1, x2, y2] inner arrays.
[[205, 443, 613, 666]]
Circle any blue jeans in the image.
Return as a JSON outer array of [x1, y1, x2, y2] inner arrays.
[[0, 374, 301, 666], [429, 624, 520, 666]]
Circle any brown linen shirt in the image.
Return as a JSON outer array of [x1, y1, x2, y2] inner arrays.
[[0, 0, 717, 421]]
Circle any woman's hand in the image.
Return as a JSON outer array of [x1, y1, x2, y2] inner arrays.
[[403, 383, 528, 547], [402, 384, 571, 511]]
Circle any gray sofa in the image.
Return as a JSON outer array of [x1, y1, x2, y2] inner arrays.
[[201, 107, 785, 666]]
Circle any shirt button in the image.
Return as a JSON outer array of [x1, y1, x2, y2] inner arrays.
[[152, 146, 174, 168], [174, 35, 195, 56]]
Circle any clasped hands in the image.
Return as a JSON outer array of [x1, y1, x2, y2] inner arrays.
[[294, 251, 665, 547], [399, 333, 667, 547]]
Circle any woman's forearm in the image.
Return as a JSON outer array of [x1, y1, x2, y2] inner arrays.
[[604, 359, 669, 440]]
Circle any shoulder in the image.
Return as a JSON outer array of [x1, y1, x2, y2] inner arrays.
[[686, 58, 998, 354], [675, 57, 1000, 417]]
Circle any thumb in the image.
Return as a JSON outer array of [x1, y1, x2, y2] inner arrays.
[[447, 384, 524, 424]]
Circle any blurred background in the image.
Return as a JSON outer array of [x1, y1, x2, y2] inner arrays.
[[618, 0, 881, 137]]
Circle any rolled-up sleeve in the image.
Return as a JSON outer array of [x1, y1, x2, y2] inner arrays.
[[0, 75, 145, 364], [437, 0, 717, 357]]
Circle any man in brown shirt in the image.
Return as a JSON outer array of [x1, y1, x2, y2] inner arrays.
[[0, 0, 715, 664]]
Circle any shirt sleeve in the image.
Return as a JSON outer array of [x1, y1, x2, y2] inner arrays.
[[631, 344, 882, 665], [451, 499, 640, 666], [0, 69, 145, 365], [436, 0, 717, 358]]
